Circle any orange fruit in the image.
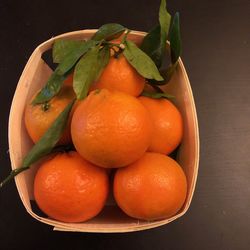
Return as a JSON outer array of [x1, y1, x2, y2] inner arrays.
[[24, 86, 75, 144], [71, 89, 152, 168], [113, 152, 187, 220], [138, 96, 183, 155], [34, 151, 109, 223], [92, 54, 145, 97]]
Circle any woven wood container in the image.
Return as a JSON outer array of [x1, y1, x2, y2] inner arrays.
[[8, 30, 199, 233]]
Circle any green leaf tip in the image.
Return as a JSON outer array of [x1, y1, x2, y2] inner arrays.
[[140, 0, 171, 68], [169, 12, 182, 64]]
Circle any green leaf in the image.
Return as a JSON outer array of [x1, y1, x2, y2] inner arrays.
[[140, 0, 171, 68], [159, 0, 171, 53], [32, 70, 69, 105], [92, 23, 126, 41], [140, 25, 162, 67], [123, 40, 163, 81], [0, 100, 75, 188], [73, 46, 110, 99], [141, 90, 174, 100], [52, 39, 86, 63], [23, 100, 75, 167], [57, 39, 97, 75], [169, 12, 182, 64], [32, 40, 97, 105], [95, 45, 110, 81]]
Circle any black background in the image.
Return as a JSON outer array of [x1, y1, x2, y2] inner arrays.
[[1, 0, 250, 249]]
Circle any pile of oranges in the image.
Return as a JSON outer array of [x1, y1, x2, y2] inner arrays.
[[25, 49, 187, 223]]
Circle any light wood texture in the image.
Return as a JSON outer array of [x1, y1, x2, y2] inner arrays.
[[8, 30, 199, 233]]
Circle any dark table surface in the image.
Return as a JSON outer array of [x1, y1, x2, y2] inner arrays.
[[1, 0, 250, 249]]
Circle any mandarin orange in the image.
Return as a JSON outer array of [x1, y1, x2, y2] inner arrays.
[[113, 152, 187, 220], [92, 54, 145, 97], [138, 96, 183, 155], [34, 151, 109, 223], [71, 89, 152, 168], [24, 86, 75, 144]]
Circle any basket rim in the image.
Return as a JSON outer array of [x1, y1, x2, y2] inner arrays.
[[8, 29, 200, 233]]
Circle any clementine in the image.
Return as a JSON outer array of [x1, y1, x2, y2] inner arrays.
[[71, 89, 152, 168], [138, 96, 183, 155], [92, 54, 145, 97], [34, 151, 109, 223], [113, 152, 187, 220], [24, 86, 75, 144]]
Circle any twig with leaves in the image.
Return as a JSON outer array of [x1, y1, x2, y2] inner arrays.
[[0, 0, 182, 189]]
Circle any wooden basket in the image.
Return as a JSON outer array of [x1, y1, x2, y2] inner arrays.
[[8, 30, 199, 233]]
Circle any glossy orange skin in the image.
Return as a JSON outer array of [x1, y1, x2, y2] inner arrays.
[[24, 86, 75, 144], [138, 96, 183, 155], [71, 89, 152, 168], [114, 152, 187, 221], [92, 55, 145, 97], [34, 151, 109, 223]]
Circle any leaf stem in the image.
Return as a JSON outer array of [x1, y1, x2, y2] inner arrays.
[[102, 41, 124, 58], [121, 29, 131, 44], [0, 166, 29, 189], [0, 144, 75, 189], [41, 102, 50, 112]]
